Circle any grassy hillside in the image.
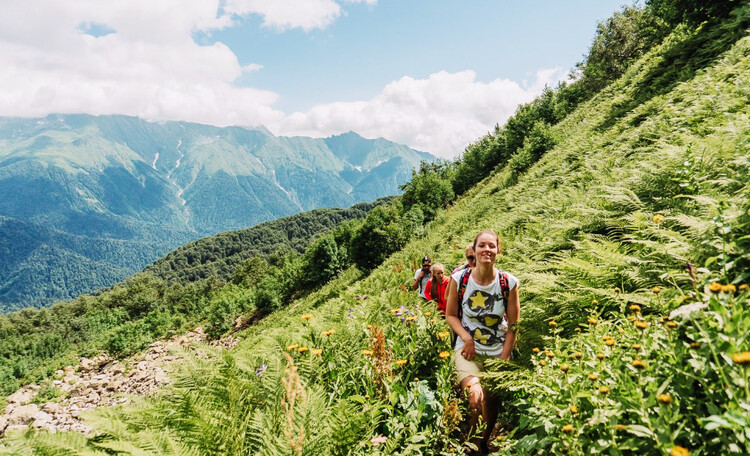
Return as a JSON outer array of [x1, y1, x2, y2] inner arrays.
[[2, 5, 749, 455]]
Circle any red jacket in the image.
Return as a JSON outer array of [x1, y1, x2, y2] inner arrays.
[[424, 276, 449, 313]]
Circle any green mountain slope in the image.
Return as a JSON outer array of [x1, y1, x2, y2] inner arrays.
[[0, 116, 432, 310], [144, 200, 385, 284], [2, 5, 749, 455]]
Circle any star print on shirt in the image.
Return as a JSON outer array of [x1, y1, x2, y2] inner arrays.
[[469, 293, 488, 310], [473, 328, 490, 344]]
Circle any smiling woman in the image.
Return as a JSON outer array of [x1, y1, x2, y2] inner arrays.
[[445, 229, 520, 452]]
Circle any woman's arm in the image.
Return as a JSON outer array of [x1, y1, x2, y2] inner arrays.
[[500, 284, 520, 361], [445, 277, 475, 359]]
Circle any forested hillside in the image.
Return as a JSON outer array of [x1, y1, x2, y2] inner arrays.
[[0, 114, 430, 310], [0, 202, 380, 397], [144, 200, 386, 284], [2, 1, 749, 454]]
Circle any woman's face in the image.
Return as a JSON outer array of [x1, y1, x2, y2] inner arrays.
[[474, 233, 498, 265], [465, 248, 476, 267], [433, 268, 445, 279]]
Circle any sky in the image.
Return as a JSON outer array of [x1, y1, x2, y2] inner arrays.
[[0, 0, 628, 159]]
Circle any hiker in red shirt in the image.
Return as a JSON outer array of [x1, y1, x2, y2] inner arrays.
[[424, 263, 449, 313]]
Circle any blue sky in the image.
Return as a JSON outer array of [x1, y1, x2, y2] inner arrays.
[[0, 0, 628, 157]]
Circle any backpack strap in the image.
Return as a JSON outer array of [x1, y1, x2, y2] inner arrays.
[[456, 268, 472, 320], [498, 270, 510, 302]]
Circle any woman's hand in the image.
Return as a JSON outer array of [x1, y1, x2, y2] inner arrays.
[[461, 337, 476, 360]]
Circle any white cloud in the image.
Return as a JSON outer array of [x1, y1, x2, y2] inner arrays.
[[0, 0, 565, 160], [275, 68, 567, 159], [223, 0, 342, 31], [0, 0, 283, 127]]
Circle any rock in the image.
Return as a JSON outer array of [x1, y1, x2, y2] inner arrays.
[[8, 404, 40, 425], [669, 302, 708, 320], [6, 388, 34, 405], [41, 403, 61, 414], [31, 411, 53, 425], [0, 416, 8, 434]]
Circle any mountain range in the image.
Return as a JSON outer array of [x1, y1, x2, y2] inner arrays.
[[0, 114, 433, 310]]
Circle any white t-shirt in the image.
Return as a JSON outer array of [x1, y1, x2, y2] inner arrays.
[[452, 268, 519, 357], [414, 268, 430, 298]]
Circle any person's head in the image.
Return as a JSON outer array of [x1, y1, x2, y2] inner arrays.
[[464, 244, 476, 267], [430, 263, 445, 300], [421, 255, 432, 271], [473, 230, 501, 265]]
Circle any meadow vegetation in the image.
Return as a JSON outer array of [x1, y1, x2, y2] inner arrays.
[[2, 1, 749, 454]]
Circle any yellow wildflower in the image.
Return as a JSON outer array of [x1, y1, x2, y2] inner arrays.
[[666, 321, 677, 329], [739, 284, 748, 291], [575, 328, 581, 332], [361, 349, 373, 356], [322, 329, 336, 336], [596, 353, 606, 360], [627, 315, 636, 321], [574, 352, 583, 359], [631, 344, 642, 350], [613, 424, 627, 431], [708, 282, 722, 293], [532, 347, 540, 353], [405, 315, 417, 322], [591, 299, 599, 306], [732, 352, 750, 364], [439, 351, 451, 359], [721, 284, 736, 294], [424, 311, 431, 317], [286, 344, 299, 351], [657, 394, 672, 404], [632, 359, 646, 369], [312, 348, 323, 356], [634, 320, 648, 330], [570, 405, 579, 414], [605, 339, 616, 347], [629, 304, 641, 313], [652, 214, 664, 223], [652, 286, 661, 294], [549, 320, 558, 328], [588, 373, 599, 381], [539, 360, 547, 366], [395, 359, 408, 366], [298, 346, 309, 353], [560, 363, 570, 373], [561, 424, 574, 433], [690, 342, 700, 349], [588, 317, 598, 325], [599, 386, 610, 395], [545, 350, 555, 359], [301, 314, 313, 320], [670, 446, 689, 456], [438, 331, 450, 339], [614, 287, 622, 294]]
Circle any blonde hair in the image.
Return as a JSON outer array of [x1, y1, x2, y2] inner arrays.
[[430, 263, 445, 300]]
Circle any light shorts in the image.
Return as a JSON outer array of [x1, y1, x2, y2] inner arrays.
[[454, 348, 490, 383]]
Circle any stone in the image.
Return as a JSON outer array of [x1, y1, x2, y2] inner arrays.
[[6, 389, 34, 405], [669, 302, 708, 320], [42, 402, 62, 414], [8, 404, 40, 425], [31, 411, 53, 425]]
